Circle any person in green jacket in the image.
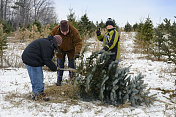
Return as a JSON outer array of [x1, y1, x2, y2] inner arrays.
[[96, 18, 120, 67]]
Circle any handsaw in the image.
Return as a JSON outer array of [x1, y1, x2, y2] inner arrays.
[[57, 67, 77, 72]]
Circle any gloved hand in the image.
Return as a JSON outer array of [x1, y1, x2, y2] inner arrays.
[[57, 67, 61, 71], [56, 49, 62, 56], [98, 49, 105, 54], [96, 28, 101, 36], [74, 53, 80, 59]]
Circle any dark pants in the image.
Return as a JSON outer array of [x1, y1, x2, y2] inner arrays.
[[57, 53, 75, 82], [104, 55, 116, 69]]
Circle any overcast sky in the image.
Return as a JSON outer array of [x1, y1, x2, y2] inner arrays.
[[53, 0, 176, 27]]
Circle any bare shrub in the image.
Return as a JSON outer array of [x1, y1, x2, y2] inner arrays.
[[13, 27, 31, 42]]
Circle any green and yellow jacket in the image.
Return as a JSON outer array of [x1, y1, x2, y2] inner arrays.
[[97, 28, 120, 59]]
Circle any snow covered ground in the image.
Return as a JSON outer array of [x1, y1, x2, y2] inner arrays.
[[0, 32, 175, 117]]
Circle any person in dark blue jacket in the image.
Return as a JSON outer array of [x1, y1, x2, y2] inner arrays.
[[22, 35, 62, 101]]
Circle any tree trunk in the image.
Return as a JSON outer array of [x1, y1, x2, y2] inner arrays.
[[4, 0, 8, 20], [0, 0, 3, 20]]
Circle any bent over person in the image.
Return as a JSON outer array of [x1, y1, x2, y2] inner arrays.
[[50, 20, 82, 86], [22, 35, 62, 101], [96, 18, 120, 68]]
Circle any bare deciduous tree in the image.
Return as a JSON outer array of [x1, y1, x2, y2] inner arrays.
[[1, 0, 57, 28]]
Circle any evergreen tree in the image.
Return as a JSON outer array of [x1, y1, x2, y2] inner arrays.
[[32, 20, 42, 33], [49, 22, 58, 31], [96, 20, 106, 33], [67, 8, 79, 29], [168, 21, 176, 65], [98, 20, 106, 29], [112, 19, 119, 31], [124, 22, 132, 32], [78, 13, 94, 39], [161, 18, 176, 65], [152, 17, 176, 66], [136, 17, 154, 41], [151, 23, 165, 60], [74, 51, 156, 106], [89, 21, 96, 37], [133, 23, 138, 31], [135, 17, 154, 52], [142, 17, 154, 42], [2, 20, 14, 33], [135, 22, 144, 41]]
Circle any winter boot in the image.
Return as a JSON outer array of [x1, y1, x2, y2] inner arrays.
[[69, 72, 76, 85], [56, 81, 62, 86], [32, 92, 50, 101]]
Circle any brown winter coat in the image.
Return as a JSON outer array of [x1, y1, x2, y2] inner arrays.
[[50, 22, 82, 59]]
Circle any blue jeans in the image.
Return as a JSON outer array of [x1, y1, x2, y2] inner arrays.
[[26, 65, 44, 95], [57, 53, 75, 82]]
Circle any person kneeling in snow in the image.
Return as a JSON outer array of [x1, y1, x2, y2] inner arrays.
[[96, 18, 120, 68], [22, 35, 62, 101]]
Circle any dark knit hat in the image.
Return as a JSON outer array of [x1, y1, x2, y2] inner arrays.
[[105, 18, 115, 27], [54, 35, 62, 46], [60, 20, 69, 32]]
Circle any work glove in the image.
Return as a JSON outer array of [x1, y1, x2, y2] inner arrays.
[[57, 67, 60, 71], [74, 53, 80, 59], [98, 49, 105, 54], [57, 67, 63, 71], [55, 49, 62, 56], [96, 28, 101, 36]]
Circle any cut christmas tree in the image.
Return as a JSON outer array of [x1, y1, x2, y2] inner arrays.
[[74, 51, 156, 106]]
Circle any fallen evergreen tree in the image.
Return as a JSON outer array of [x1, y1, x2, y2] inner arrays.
[[74, 51, 156, 106]]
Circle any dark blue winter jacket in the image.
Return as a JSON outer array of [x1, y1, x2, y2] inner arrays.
[[22, 36, 58, 71]]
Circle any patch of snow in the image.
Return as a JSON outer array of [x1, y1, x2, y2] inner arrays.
[[0, 32, 175, 117]]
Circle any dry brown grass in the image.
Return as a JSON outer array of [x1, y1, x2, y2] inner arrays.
[[87, 35, 102, 52], [119, 32, 131, 60], [133, 39, 147, 54], [4, 91, 25, 108], [118, 32, 126, 54], [4, 83, 79, 108], [44, 84, 78, 101]]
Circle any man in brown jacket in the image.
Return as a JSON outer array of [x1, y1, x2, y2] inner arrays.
[[50, 20, 82, 86]]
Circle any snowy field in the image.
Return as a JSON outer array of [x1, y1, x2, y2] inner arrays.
[[0, 32, 176, 117]]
